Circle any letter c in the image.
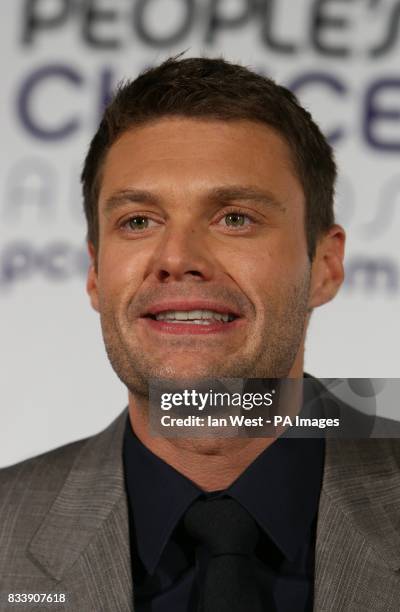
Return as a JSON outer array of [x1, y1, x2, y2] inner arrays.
[[17, 64, 82, 140], [288, 72, 347, 144]]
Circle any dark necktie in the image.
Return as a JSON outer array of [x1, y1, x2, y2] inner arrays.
[[183, 497, 264, 612]]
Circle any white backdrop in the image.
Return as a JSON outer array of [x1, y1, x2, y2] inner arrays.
[[1, 0, 400, 467]]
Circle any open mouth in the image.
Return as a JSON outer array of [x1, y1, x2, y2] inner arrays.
[[144, 309, 238, 325]]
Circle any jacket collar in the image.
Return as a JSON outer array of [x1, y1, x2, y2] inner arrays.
[[28, 409, 130, 581], [27, 398, 400, 606], [320, 436, 400, 571]]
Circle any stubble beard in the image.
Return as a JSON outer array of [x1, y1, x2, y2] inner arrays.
[[99, 270, 311, 399]]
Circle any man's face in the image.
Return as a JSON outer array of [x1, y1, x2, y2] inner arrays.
[[88, 118, 315, 394]]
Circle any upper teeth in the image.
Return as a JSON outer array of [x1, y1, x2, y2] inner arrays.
[[154, 310, 233, 322]]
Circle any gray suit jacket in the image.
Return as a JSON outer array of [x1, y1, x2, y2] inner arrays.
[[1, 410, 400, 611]]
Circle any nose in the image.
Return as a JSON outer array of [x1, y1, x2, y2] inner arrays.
[[147, 223, 215, 283]]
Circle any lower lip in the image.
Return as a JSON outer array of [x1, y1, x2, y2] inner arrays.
[[141, 317, 243, 335]]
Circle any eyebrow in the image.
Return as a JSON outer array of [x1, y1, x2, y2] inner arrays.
[[207, 186, 286, 212], [103, 189, 161, 216], [103, 185, 286, 216]]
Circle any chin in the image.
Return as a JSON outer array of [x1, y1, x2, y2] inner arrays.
[[160, 367, 213, 380]]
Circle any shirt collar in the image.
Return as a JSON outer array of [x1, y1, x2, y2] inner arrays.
[[123, 410, 324, 574], [227, 435, 324, 562], [123, 418, 201, 574]]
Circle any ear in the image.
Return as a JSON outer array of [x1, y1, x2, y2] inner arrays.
[[86, 241, 100, 312], [308, 224, 345, 309]]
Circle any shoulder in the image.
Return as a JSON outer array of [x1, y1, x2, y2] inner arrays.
[[304, 374, 400, 440], [0, 436, 88, 486], [0, 411, 128, 578], [327, 436, 400, 466], [0, 436, 91, 582], [0, 437, 91, 531], [0, 408, 127, 502], [0, 409, 128, 511]]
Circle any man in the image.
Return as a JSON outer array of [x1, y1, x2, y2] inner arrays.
[[1, 56, 399, 612]]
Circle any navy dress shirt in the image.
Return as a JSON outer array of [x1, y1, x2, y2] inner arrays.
[[123, 417, 325, 611]]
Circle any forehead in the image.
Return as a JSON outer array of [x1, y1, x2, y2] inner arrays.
[[98, 117, 304, 208]]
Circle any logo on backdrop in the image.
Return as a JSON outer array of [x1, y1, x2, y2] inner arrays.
[[20, 0, 400, 58], [1, 0, 399, 293]]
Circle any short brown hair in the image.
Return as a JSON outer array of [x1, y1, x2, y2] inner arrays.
[[81, 55, 336, 260]]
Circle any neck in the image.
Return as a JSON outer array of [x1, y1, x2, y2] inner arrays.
[[129, 409, 277, 491], [128, 353, 305, 491]]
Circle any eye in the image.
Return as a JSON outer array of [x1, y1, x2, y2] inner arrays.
[[224, 212, 247, 227], [122, 215, 157, 231], [218, 210, 254, 229]]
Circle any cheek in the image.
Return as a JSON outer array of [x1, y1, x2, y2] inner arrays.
[[221, 235, 308, 307], [96, 243, 147, 303]]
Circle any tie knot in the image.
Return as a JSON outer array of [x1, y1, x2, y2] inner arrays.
[[184, 497, 259, 556]]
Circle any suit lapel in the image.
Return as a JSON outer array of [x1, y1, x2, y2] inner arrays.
[[314, 438, 400, 611], [26, 404, 400, 610], [28, 410, 134, 611]]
